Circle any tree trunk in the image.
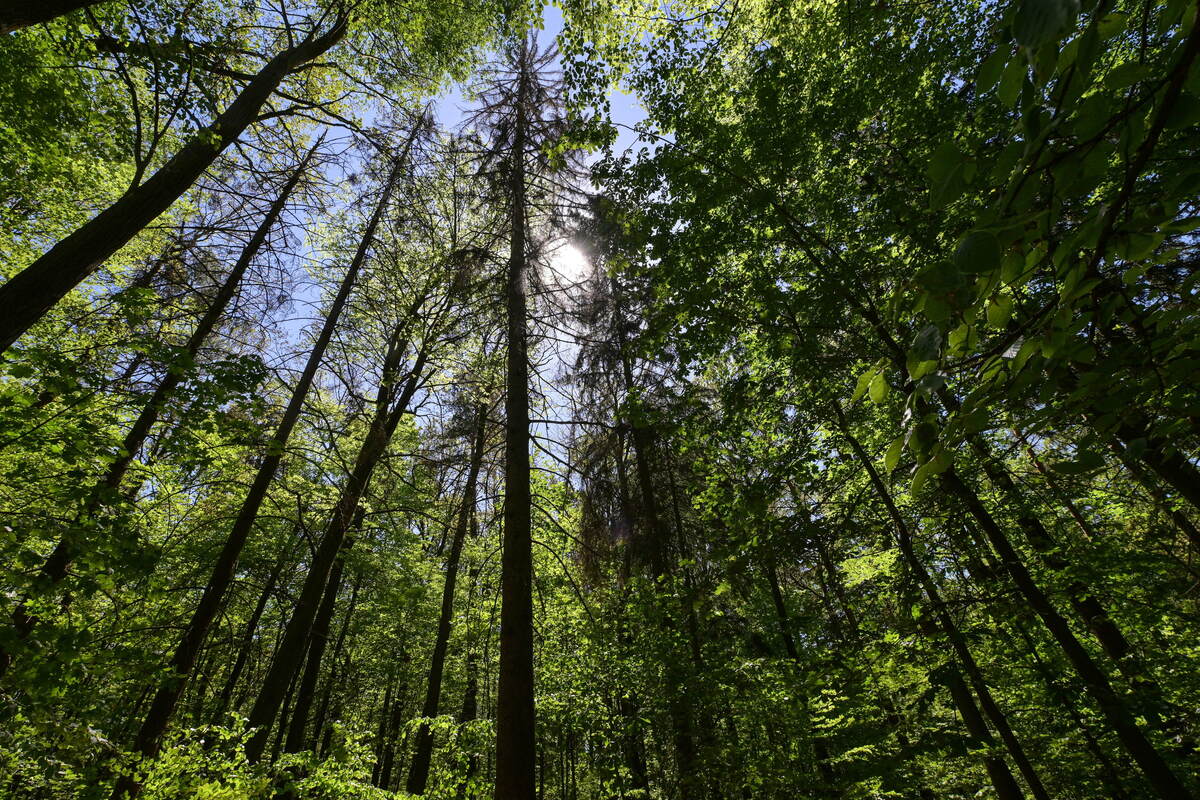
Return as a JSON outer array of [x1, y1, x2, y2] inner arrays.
[[408, 407, 488, 794], [0, 16, 347, 352], [284, 540, 350, 753], [372, 678, 396, 786], [244, 340, 429, 762], [0, 0, 108, 34], [831, 404, 1040, 800], [495, 44, 536, 800], [1116, 424, 1200, 516], [0, 144, 318, 678], [111, 143, 408, 799], [213, 544, 291, 722], [762, 554, 840, 794], [312, 571, 360, 752], [379, 652, 412, 791], [938, 467, 1192, 799]]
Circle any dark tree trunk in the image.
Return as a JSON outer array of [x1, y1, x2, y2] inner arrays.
[[0, 0, 107, 33], [1117, 424, 1200, 516], [0, 145, 318, 678], [214, 545, 291, 722], [610, 276, 702, 800], [831, 404, 1039, 800], [377, 651, 411, 790], [859, 311, 1190, 797], [312, 570, 361, 752], [938, 467, 1192, 799], [407, 407, 488, 794], [378, 669, 411, 792], [762, 554, 839, 795], [372, 678, 396, 787], [284, 540, 350, 753], [112, 144, 407, 799], [495, 46, 536, 800], [456, 651, 480, 796], [244, 340, 429, 762], [270, 660, 303, 764], [1116, 444, 1200, 551], [0, 16, 347, 352]]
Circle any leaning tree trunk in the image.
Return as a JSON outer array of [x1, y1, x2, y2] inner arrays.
[[213, 544, 291, 722], [0, 13, 346, 352], [0, 0, 108, 34], [111, 145, 408, 800], [312, 572, 361, 752], [0, 144, 319, 678], [495, 49, 536, 800], [284, 540, 350, 753], [407, 406, 488, 794], [938, 467, 1192, 799], [244, 340, 430, 762], [832, 404, 1042, 800], [859, 303, 1192, 797]]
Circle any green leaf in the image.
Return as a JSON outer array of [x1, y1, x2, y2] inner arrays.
[[851, 368, 876, 404], [928, 140, 966, 210], [884, 436, 905, 471], [868, 372, 890, 404], [1097, 12, 1127, 40], [1013, 0, 1076, 48], [1165, 93, 1200, 129], [911, 450, 952, 494], [910, 325, 942, 363], [978, 50, 1009, 93], [1105, 61, 1150, 91], [915, 261, 963, 295], [1050, 450, 1104, 474], [998, 56, 1025, 107], [986, 295, 1014, 328], [954, 231, 1002, 275]]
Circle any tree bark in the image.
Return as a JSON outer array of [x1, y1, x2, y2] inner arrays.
[[938, 467, 1192, 799], [407, 407, 488, 794], [212, 546, 290, 722], [495, 42, 536, 800], [111, 142, 407, 799], [831, 404, 1040, 800], [312, 570, 360, 752], [0, 15, 347, 352]]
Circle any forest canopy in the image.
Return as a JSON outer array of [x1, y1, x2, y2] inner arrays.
[[1, 0, 1199, 798]]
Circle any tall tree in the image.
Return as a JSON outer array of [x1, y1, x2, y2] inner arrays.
[[0, 6, 348, 352]]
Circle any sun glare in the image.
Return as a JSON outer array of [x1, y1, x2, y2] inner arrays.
[[549, 243, 590, 285]]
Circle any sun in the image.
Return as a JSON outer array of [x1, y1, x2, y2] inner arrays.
[[548, 242, 590, 285]]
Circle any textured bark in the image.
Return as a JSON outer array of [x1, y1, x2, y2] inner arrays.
[[0, 0, 107, 33], [495, 45, 536, 800], [244, 338, 429, 762], [0, 17, 346, 352], [407, 408, 488, 794], [112, 145, 406, 798]]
